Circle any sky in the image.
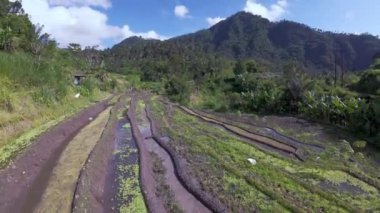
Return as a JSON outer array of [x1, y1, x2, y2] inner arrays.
[[20, 0, 380, 48]]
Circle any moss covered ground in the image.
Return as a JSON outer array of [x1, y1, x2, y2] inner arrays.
[[148, 97, 380, 212]]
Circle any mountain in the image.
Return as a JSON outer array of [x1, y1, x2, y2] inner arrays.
[[108, 12, 380, 73], [115, 36, 160, 47]]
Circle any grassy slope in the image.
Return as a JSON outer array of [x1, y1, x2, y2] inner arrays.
[[0, 52, 111, 168]]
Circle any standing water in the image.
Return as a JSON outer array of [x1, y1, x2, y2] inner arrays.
[[111, 117, 146, 212]]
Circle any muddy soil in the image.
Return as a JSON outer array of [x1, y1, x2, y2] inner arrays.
[[128, 94, 166, 212], [142, 110, 210, 213], [128, 94, 211, 213], [73, 96, 126, 213], [0, 98, 110, 213], [145, 102, 227, 213], [35, 107, 111, 213]]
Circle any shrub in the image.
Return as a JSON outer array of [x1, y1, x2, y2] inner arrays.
[[352, 140, 367, 150], [81, 78, 97, 96], [354, 69, 380, 95], [165, 77, 191, 104]]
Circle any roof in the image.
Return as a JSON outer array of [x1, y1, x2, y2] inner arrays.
[[74, 72, 86, 77]]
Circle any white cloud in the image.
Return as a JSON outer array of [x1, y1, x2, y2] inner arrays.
[[48, 0, 112, 9], [244, 0, 288, 21], [121, 25, 167, 40], [174, 5, 189, 18], [206, 17, 226, 26], [22, 0, 166, 48]]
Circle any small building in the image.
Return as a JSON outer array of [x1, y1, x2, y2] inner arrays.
[[74, 73, 86, 85]]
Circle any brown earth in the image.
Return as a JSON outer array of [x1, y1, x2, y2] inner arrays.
[[128, 93, 165, 213], [143, 105, 211, 213], [72, 95, 127, 213], [0, 98, 111, 213], [128, 93, 214, 213]]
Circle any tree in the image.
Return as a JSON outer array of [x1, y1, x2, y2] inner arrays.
[[282, 61, 313, 112], [0, 0, 10, 17], [68, 43, 81, 52], [245, 59, 260, 73], [165, 76, 191, 104], [233, 60, 246, 76], [8, 0, 23, 15]]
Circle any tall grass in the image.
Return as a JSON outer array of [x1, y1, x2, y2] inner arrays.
[[0, 51, 110, 166]]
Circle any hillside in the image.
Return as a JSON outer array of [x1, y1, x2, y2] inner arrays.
[[109, 12, 380, 73]]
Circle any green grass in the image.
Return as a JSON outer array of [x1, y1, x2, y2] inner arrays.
[[148, 98, 380, 212]]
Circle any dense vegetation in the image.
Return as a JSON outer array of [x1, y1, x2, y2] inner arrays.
[[0, 0, 118, 166], [0, 0, 118, 111], [106, 12, 380, 145], [107, 12, 380, 74]]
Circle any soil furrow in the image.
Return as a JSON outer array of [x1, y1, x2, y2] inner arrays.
[[177, 105, 304, 161], [128, 94, 212, 213], [0, 98, 111, 213], [145, 103, 228, 213], [144, 105, 213, 213], [34, 107, 112, 213], [127, 94, 164, 213], [72, 95, 126, 213], [198, 110, 325, 151]]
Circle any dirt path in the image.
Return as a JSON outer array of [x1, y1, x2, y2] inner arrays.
[[34, 107, 111, 213], [178, 105, 304, 161], [128, 94, 211, 213], [128, 94, 166, 213], [73, 95, 126, 213], [0, 98, 110, 213]]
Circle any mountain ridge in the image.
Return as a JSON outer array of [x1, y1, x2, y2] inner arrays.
[[109, 11, 380, 73]]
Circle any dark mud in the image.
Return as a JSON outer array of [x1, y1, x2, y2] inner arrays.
[[0, 98, 110, 213]]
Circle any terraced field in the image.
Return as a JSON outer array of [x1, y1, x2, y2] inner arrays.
[[0, 91, 379, 212]]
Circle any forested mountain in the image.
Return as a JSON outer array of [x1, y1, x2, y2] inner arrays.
[[108, 12, 380, 74]]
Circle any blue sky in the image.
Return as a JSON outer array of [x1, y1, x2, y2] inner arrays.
[[22, 0, 380, 48]]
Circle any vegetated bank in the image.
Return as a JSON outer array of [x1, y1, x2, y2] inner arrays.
[[0, 0, 120, 168]]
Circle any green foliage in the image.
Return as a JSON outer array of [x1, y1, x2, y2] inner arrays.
[[164, 77, 192, 104], [352, 141, 367, 150], [107, 12, 380, 76], [354, 69, 380, 95], [0, 1, 34, 51], [352, 140, 367, 150]]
